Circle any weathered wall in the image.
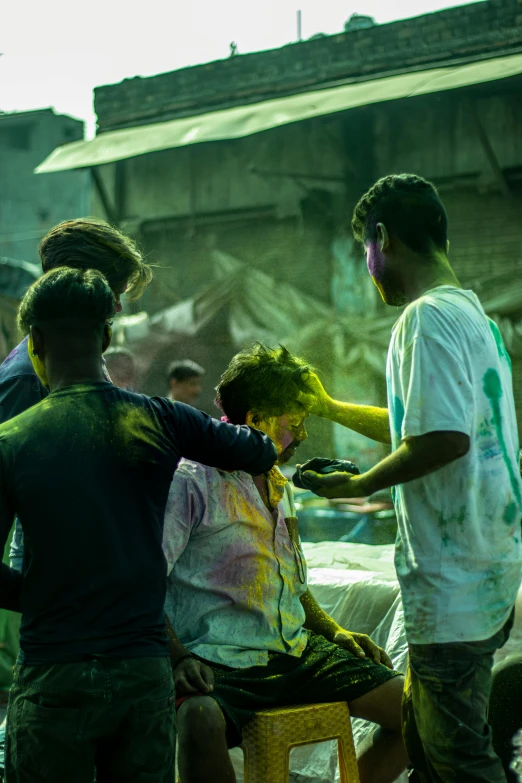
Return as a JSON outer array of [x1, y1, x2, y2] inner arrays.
[[372, 87, 522, 283], [95, 0, 522, 132], [90, 0, 522, 452], [0, 110, 91, 265], [92, 116, 352, 314]]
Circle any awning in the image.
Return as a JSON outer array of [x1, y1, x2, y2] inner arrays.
[[36, 53, 522, 173]]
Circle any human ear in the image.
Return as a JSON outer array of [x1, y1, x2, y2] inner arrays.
[[30, 326, 44, 359], [376, 222, 390, 252]]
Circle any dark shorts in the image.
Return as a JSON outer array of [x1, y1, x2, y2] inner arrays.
[[489, 652, 522, 783], [196, 631, 400, 747], [403, 612, 514, 783], [5, 656, 175, 783]]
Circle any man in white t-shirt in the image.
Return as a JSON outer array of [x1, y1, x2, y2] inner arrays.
[[300, 173, 522, 783]]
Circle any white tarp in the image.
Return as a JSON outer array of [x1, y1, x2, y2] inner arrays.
[[36, 53, 522, 173], [224, 541, 522, 783]]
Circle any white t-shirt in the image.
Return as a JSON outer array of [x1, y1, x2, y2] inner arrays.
[[387, 286, 522, 644]]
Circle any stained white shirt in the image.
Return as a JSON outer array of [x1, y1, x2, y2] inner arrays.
[[162, 459, 308, 668], [387, 286, 522, 644]]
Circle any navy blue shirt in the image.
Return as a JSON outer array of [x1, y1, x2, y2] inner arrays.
[[0, 337, 47, 424], [0, 382, 277, 663]]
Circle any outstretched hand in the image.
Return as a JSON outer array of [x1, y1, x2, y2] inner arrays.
[[301, 469, 368, 499], [297, 371, 333, 418], [333, 630, 393, 669], [174, 658, 215, 696]]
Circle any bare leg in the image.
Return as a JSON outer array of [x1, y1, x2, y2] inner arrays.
[[349, 675, 409, 783], [177, 696, 236, 783]]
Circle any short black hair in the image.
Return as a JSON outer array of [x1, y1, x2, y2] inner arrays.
[[168, 359, 205, 383], [18, 267, 115, 335], [352, 174, 448, 254], [215, 344, 312, 425], [104, 346, 135, 369]]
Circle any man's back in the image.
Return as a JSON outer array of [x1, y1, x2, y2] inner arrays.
[[0, 382, 275, 663]]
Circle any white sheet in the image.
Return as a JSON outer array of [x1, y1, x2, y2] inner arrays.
[[228, 541, 522, 783]]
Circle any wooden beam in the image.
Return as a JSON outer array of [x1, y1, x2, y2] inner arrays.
[[91, 167, 119, 225], [467, 101, 511, 199], [249, 164, 345, 184], [114, 162, 126, 224]]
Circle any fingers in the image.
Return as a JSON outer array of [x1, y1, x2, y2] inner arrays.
[[356, 636, 394, 669], [303, 470, 352, 488], [174, 672, 199, 695], [296, 391, 315, 408], [341, 636, 366, 659], [187, 662, 214, 693], [367, 642, 382, 665], [379, 649, 394, 670], [199, 664, 215, 692], [175, 661, 215, 694]]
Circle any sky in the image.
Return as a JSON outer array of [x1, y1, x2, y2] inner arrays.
[[1, 0, 479, 138]]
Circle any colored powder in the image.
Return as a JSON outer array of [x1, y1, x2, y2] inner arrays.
[[393, 396, 405, 442], [483, 368, 522, 509], [489, 320, 512, 370], [366, 242, 385, 280]]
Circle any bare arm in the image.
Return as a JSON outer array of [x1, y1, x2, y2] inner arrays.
[[305, 430, 470, 499], [321, 399, 391, 445], [301, 589, 393, 668], [298, 372, 391, 445], [165, 614, 214, 695]]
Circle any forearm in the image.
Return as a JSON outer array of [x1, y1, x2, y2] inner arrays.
[[165, 614, 193, 668], [360, 432, 469, 495], [0, 563, 22, 612], [322, 400, 391, 445], [301, 589, 341, 641]]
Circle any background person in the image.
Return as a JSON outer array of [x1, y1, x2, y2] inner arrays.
[[104, 346, 137, 391], [168, 359, 205, 407], [300, 174, 522, 783], [0, 217, 153, 695], [0, 268, 277, 783]]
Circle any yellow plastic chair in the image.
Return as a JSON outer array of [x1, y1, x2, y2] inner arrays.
[[241, 702, 360, 783]]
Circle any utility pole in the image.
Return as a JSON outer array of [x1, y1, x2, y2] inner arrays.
[[297, 10, 302, 41]]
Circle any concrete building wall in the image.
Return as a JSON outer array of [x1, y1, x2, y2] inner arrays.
[[0, 109, 91, 265]]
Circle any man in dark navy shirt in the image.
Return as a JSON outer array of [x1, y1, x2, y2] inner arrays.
[[0, 267, 276, 783], [0, 218, 155, 696]]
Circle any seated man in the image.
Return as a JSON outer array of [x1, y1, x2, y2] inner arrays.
[[0, 270, 277, 783], [163, 344, 409, 783]]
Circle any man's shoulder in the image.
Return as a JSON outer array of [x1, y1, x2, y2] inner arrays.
[[172, 458, 247, 496], [396, 288, 483, 342], [0, 337, 34, 381], [174, 457, 238, 484], [0, 395, 44, 444]]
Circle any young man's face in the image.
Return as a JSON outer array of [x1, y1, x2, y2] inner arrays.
[[253, 410, 308, 465], [170, 376, 203, 406], [365, 241, 408, 307]]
